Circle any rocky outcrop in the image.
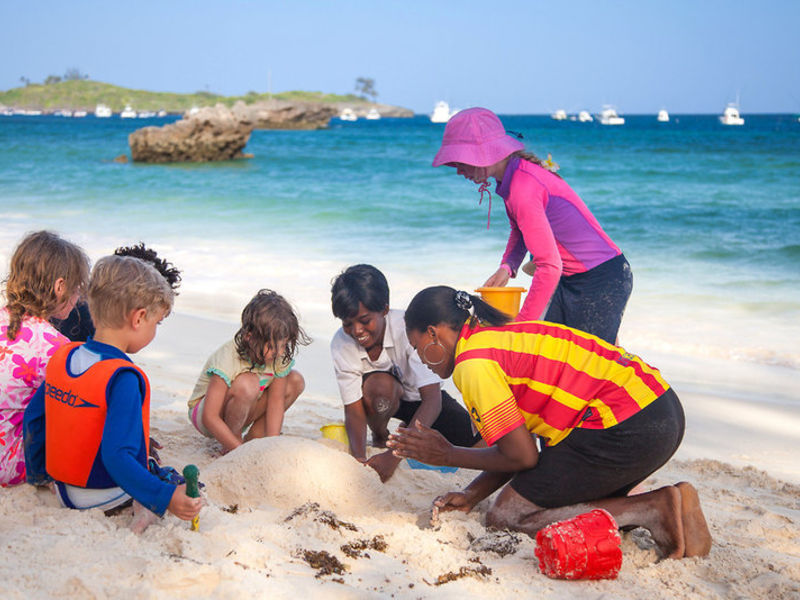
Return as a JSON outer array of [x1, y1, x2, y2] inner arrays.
[[228, 99, 338, 130], [129, 104, 253, 163]]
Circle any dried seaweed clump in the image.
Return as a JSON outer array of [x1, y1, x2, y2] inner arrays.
[[296, 549, 348, 578], [341, 535, 388, 558]]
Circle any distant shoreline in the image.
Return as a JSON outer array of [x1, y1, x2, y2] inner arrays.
[[0, 79, 414, 117]]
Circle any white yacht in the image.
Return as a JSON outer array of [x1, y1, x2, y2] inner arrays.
[[430, 101, 453, 123], [365, 107, 381, 120], [120, 105, 137, 118], [598, 106, 625, 125], [157, 109, 168, 117], [551, 109, 567, 121], [94, 104, 112, 118], [137, 110, 156, 118], [657, 109, 670, 122], [578, 110, 593, 122], [339, 107, 357, 121], [73, 110, 87, 118], [719, 103, 744, 126]]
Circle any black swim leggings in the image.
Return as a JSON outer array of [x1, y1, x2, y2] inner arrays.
[[544, 253, 633, 344], [509, 388, 685, 508]]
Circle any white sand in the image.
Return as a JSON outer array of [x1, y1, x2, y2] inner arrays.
[[2, 311, 799, 599]]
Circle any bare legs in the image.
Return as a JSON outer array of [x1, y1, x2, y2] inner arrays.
[[245, 371, 305, 440], [222, 370, 305, 442], [486, 482, 711, 559], [361, 373, 403, 447]]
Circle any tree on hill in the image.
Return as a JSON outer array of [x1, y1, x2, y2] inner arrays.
[[44, 75, 62, 85], [64, 68, 89, 81], [355, 77, 377, 101]]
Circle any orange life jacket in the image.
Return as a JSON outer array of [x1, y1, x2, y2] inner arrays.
[[44, 342, 150, 488]]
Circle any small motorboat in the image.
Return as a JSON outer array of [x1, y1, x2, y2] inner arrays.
[[598, 106, 625, 125], [719, 103, 744, 126]]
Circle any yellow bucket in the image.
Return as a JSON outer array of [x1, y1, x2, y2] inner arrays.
[[320, 423, 349, 445], [475, 287, 527, 318]]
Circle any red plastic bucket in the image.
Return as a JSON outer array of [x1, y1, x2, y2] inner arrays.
[[534, 509, 622, 580]]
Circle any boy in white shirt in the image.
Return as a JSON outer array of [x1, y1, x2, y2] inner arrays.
[[330, 264, 479, 482]]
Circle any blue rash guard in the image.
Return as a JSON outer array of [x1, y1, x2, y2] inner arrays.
[[23, 338, 174, 516]]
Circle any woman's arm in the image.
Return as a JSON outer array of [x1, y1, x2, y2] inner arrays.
[[434, 470, 515, 514], [387, 421, 538, 472], [343, 400, 368, 460], [407, 383, 442, 428], [503, 177, 562, 321], [201, 374, 243, 453]]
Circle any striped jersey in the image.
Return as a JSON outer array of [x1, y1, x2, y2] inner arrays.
[[453, 320, 670, 447]]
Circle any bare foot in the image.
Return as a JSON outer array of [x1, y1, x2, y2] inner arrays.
[[676, 482, 712, 557], [645, 486, 685, 559], [129, 501, 158, 534]]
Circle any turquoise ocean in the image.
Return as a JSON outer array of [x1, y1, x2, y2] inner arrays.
[[1, 113, 798, 372]]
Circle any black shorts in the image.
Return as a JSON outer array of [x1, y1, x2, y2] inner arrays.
[[544, 253, 633, 344], [509, 388, 685, 508], [394, 390, 482, 448]]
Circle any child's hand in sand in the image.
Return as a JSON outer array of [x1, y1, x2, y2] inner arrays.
[[387, 420, 453, 466], [365, 450, 402, 482], [433, 490, 478, 514], [167, 484, 203, 521]]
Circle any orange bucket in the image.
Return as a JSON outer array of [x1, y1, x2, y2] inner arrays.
[[475, 287, 527, 318]]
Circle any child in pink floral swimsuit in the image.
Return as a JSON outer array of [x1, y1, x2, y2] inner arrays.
[[0, 231, 89, 486]]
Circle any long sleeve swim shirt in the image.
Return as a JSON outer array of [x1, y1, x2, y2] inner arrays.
[[496, 158, 621, 321]]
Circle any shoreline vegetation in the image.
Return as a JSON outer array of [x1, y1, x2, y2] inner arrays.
[[0, 79, 414, 116]]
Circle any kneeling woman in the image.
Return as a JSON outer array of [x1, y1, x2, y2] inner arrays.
[[388, 286, 711, 559]]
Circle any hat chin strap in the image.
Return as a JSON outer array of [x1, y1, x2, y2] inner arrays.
[[478, 182, 492, 229]]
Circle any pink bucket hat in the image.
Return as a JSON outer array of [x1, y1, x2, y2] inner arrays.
[[432, 107, 524, 168]]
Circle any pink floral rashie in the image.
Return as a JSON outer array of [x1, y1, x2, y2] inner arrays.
[[0, 307, 68, 486]]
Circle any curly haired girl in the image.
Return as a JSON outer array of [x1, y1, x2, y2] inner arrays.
[[0, 231, 89, 485], [187, 289, 309, 453]]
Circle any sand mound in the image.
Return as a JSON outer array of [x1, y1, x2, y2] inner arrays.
[[203, 436, 401, 516]]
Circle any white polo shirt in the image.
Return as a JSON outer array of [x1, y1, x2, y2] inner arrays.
[[330, 308, 441, 406]]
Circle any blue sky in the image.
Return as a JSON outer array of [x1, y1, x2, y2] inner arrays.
[[3, 0, 799, 114]]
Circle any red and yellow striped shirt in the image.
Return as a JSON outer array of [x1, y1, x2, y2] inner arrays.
[[453, 320, 670, 447]]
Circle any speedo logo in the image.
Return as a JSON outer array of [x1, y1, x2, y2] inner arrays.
[[45, 382, 99, 409]]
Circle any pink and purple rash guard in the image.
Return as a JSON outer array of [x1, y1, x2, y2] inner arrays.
[[497, 158, 621, 322]]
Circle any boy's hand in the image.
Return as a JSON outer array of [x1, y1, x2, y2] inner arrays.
[[365, 450, 402, 482], [167, 484, 203, 521]]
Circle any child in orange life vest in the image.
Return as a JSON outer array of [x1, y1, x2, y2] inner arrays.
[[23, 255, 201, 533], [0, 231, 89, 487], [187, 289, 308, 454]]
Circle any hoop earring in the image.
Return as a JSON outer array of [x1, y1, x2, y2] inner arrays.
[[422, 341, 446, 366]]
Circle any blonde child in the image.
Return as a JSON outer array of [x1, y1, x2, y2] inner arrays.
[[0, 231, 89, 486], [188, 289, 308, 453], [23, 255, 201, 533]]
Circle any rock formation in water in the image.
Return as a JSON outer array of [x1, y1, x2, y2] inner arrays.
[[230, 100, 338, 130], [129, 104, 253, 163]]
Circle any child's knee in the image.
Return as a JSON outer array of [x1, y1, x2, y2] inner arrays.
[[229, 372, 261, 401], [288, 370, 305, 395]]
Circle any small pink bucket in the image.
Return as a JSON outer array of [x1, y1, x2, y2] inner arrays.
[[535, 509, 622, 580]]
